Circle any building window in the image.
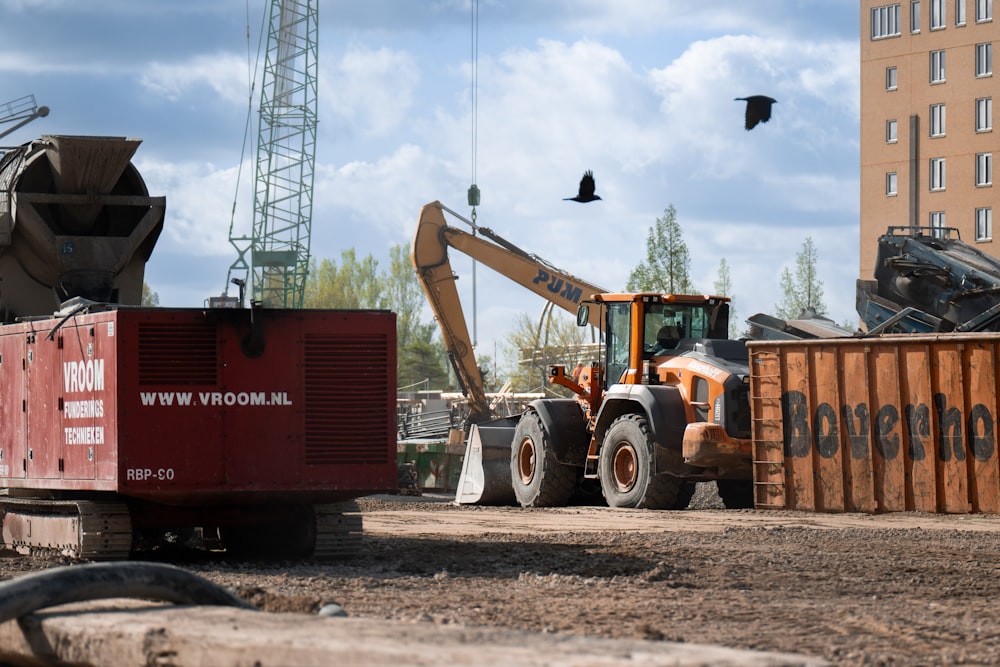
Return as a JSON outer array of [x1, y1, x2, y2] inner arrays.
[[930, 211, 946, 238], [887, 172, 898, 196], [958, 0, 968, 24], [977, 97, 993, 131], [931, 0, 946, 27], [886, 66, 898, 90], [912, 0, 922, 31], [977, 208, 993, 240], [930, 157, 946, 190], [977, 152, 993, 185], [931, 50, 946, 82], [978, 0, 993, 21], [887, 119, 899, 142], [872, 4, 902, 38], [977, 43, 993, 76], [930, 103, 946, 136]]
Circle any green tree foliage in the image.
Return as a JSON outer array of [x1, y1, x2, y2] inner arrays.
[[398, 332, 451, 391], [626, 205, 695, 294], [775, 237, 827, 319], [712, 258, 742, 338], [302, 244, 451, 390], [385, 244, 424, 350], [500, 308, 589, 394], [302, 249, 383, 309], [141, 282, 159, 306]]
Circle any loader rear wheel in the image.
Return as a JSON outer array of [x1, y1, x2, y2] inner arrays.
[[511, 410, 575, 507], [599, 413, 686, 509]]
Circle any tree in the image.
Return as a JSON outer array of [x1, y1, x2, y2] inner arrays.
[[385, 244, 424, 351], [398, 327, 451, 391], [302, 249, 383, 309], [712, 258, 742, 338], [141, 282, 159, 306], [386, 244, 452, 389], [775, 237, 827, 319], [500, 307, 590, 394], [626, 205, 695, 293]]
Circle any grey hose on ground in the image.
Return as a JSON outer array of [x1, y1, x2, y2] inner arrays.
[[0, 561, 255, 623]]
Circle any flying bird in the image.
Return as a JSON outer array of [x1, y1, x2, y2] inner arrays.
[[735, 95, 777, 130], [564, 170, 602, 203]]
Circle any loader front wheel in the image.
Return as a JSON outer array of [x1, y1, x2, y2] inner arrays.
[[511, 410, 575, 507], [599, 413, 686, 509]]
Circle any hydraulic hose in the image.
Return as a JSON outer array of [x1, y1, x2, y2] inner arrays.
[[0, 561, 255, 623]]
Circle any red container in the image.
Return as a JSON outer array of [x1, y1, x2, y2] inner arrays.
[[0, 307, 397, 517]]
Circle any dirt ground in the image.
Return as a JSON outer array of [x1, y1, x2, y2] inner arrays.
[[4, 484, 1000, 666]]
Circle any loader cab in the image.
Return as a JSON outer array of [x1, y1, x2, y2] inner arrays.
[[643, 298, 730, 356], [577, 293, 732, 388]]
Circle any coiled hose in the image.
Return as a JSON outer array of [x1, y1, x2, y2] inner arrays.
[[0, 561, 255, 623]]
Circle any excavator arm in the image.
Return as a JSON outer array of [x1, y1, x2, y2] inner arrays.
[[412, 201, 606, 423]]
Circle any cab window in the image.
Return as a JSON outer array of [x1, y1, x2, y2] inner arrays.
[[605, 302, 631, 385]]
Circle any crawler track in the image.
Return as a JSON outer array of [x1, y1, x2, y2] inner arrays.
[[312, 501, 363, 559], [0, 498, 364, 561], [0, 498, 132, 560]]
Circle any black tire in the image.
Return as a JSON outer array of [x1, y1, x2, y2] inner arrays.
[[598, 413, 686, 509], [717, 479, 755, 509], [511, 410, 575, 507]]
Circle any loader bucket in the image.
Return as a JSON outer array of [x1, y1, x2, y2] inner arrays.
[[454, 416, 519, 505]]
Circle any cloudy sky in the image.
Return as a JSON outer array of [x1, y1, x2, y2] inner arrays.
[[1, 0, 860, 363]]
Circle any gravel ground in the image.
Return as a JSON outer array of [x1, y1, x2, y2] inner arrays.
[[3, 484, 1000, 666]]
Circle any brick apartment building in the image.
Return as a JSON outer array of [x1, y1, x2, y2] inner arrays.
[[860, 0, 998, 278]]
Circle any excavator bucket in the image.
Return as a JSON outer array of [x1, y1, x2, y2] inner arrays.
[[454, 416, 519, 505]]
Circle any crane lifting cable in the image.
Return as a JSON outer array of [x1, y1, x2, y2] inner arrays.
[[467, 0, 480, 214], [221, 1, 269, 307], [468, 0, 480, 346]]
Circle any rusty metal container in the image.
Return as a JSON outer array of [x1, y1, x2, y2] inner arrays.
[[748, 333, 1000, 513]]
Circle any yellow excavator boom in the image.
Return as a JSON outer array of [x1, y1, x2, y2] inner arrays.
[[411, 200, 606, 422]]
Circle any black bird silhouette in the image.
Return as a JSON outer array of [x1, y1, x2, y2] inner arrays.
[[734, 95, 777, 130], [563, 170, 602, 203]]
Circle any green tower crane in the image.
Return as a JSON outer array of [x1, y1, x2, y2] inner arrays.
[[227, 0, 317, 308]]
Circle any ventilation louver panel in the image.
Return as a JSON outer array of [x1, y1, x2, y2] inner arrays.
[[138, 322, 218, 386], [304, 334, 392, 465]]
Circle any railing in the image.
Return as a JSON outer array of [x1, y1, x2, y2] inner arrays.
[[397, 408, 455, 440]]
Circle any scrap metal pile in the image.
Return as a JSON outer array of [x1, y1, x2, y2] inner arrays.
[[858, 225, 1000, 334]]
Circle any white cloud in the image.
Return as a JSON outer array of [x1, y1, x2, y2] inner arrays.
[[323, 46, 420, 137], [426, 39, 663, 220], [139, 53, 248, 104], [0, 0, 70, 10], [547, 0, 854, 41], [313, 143, 454, 244], [136, 158, 250, 258], [684, 219, 860, 327]]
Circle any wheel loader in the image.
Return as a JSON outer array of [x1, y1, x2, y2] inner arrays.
[[510, 292, 753, 508], [412, 201, 755, 509]]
